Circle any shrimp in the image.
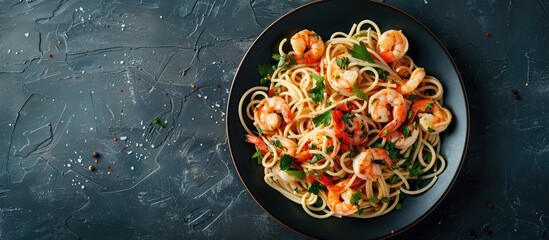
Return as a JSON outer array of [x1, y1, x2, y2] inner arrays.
[[376, 30, 409, 63], [387, 123, 419, 149], [410, 99, 452, 134], [327, 179, 360, 217], [290, 29, 325, 64], [327, 55, 360, 96], [333, 106, 367, 146], [353, 148, 394, 180], [254, 96, 293, 133], [246, 134, 269, 154], [398, 68, 425, 94], [368, 89, 408, 138]]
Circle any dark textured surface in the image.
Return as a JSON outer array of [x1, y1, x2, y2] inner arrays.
[[0, 0, 547, 239]]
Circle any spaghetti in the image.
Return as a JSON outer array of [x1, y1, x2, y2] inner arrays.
[[238, 20, 453, 219]]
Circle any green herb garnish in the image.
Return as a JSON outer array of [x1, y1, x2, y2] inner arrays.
[[336, 57, 350, 69], [349, 42, 374, 63], [309, 73, 326, 103], [312, 110, 332, 127], [350, 191, 363, 205], [280, 155, 297, 171], [352, 84, 368, 101]]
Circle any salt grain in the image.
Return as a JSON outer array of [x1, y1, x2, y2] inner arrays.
[[24, 33, 29, 37], [120, 136, 127, 141]]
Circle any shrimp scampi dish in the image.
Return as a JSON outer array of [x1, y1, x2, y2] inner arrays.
[[238, 19, 453, 219]]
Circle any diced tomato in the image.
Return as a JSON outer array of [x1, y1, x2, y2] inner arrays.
[[315, 66, 321, 72]]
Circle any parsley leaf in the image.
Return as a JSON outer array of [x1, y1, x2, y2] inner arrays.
[[350, 191, 362, 205], [327, 146, 334, 153], [252, 150, 263, 164], [358, 208, 364, 215], [388, 174, 399, 184], [366, 67, 390, 80], [258, 63, 276, 85], [285, 169, 305, 180], [308, 181, 326, 195], [384, 142, 402, 160], [381, 197, 390, 203], [342, 113, 355, 125], [428, 127, 435, 133], [396, 203, 403, 210], [368, 196, 380, 203], [409, 94, 418, 100], [312, 110, 332, 127], [425, 102, 434, 111], [280, 155, 297, 171], [409, 162, 424, 177], [402, 124, 410, 138], [352, 84, 368, 101], [347, 150, 358, 158], [271, 140, 282, 148], [309, 73, 325, 103], [336, 57, 350, 69], [311, 154, 325, 164], [349, 42, 374, 63]]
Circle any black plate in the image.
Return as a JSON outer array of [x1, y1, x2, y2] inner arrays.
[[226, 0, 469, 239]]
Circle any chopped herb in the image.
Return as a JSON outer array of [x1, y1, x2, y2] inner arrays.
[[409, 162, 424, 177], [150, 117, 167, 128], [390, 163, 399, 170], [428, 127, 435, 133], [399, 161, 411, 169], [280, 155, 297, 171], [347, 150, 358, 158], [342, 113, 355, 125], [369, 138, 383, 148], [308, 181, 326, 195], [352, 84, 368, 101], [350, 191, 362, 205], [388, 174, 399, 184], [358, 208, 364, 215], [413, 121, 418, 130], [368, 196, 380, 203], [352, 34, 362, 39], [402, 124, 410, 138], [366, 67, 390, 80], [286, 169, 305, 180], [311, 154, 325, 164], [425, 152, 432, 163], [312, 110, 332, 127], [271, 140, 282, 148], [313, 198, 324, 208], [414, 175, 424, 189], [252, 126, 263, 135], [252, 150, 263, 164], [407, 110, 413, 120], [310, 144, 318, 150], [276, 54, 297, 71], [383, 129, 389, 135], [384, 142, 402, 160], [396, 203, 402, 210], [349, 42, 374, 63], [409, 94, 418, 100], [336, 57, 350, 69], [272, 54, 282, 61], [309, 73, 326, 103], [425, 102, 434, 111], [258, 63, 276, 85], [327, 146, 334, 153], [371, 98, 377, 104], [381, 197, 390, 203]]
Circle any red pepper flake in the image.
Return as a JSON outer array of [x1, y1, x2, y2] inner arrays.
[[120, 89, 125, 93], [107, 165, 112, 170], [314, 66, 321, 72], [484, 31, 491, 37], [268, 88, 275, 97]]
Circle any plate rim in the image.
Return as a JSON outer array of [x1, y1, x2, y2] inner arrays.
[[225, 0, 470, 238]]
